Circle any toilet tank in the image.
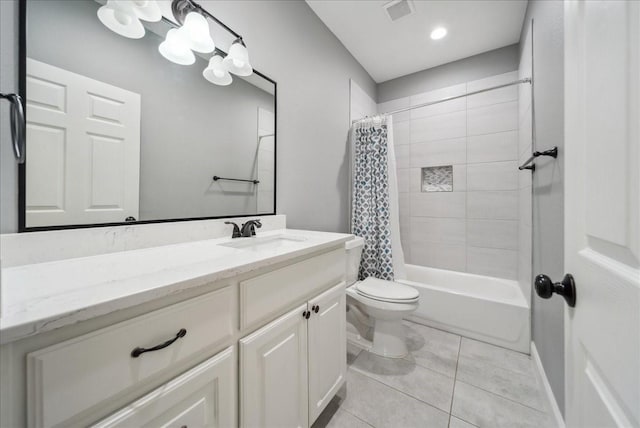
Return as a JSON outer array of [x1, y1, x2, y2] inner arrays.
[[345, 237, 365, 285]]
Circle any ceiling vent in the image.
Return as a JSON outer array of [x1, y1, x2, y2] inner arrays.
[[383, 0, 414, 22]]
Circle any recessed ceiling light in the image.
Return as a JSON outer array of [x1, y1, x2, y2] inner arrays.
[[430, 27, 447, 40]]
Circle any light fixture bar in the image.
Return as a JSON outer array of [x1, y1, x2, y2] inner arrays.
[[171, 0, 241, 39]]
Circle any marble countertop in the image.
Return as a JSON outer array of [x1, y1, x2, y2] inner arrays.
[[0, 229, 352, 345]]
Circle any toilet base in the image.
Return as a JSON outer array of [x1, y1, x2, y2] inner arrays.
[[370, 318, 408, 358]]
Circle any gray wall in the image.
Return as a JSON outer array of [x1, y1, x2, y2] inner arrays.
[[378, 44, 520, 103], [0, 0, 377, 232], [194, 0, 378, 232], [521, 0, 566, 416], [27, 0, 274, 222], [0, 0, 19, 233]]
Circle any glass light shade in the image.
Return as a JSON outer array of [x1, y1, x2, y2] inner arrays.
[[222, 39, 253, 76], [97, 1, 145, 39], [131, 0, 162, 22], [159, 28, 195, 65], [182, 12, 215, 53], [203, 55, 232, 86]]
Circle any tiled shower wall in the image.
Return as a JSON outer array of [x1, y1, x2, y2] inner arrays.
[[518, 29, 533, 304], [379, 71, 522, 280]]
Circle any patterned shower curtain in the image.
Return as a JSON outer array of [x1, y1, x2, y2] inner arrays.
[[351, 116, 394, 281]]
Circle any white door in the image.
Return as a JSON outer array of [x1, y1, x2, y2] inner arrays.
[[92, 347, 237, 428], [307, 282, 346, 424], [240, 303, 309, 428], [26, 58, 141, 227], [564, 1, 640, 427]]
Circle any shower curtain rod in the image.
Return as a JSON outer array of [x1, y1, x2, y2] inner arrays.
[[355, 77, 532, 123]]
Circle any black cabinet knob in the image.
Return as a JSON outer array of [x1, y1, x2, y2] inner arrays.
[[313, 305, 319, 313], [535, 274, 577, 307]]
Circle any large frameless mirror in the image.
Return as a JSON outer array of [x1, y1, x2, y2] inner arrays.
[[20, 0, 276, 230]]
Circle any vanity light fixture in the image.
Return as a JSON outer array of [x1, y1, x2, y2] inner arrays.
[[159, 28, 196, 65], [180, 12, 215, 53], [171, 0, 254, 80], [130, 0, 162, 22], [222, 37, 253, 77], [203, 51, 232, 85], [430, 26, 448, 40], [97, 0, 161, 39]]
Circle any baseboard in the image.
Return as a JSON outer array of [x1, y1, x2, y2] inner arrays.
[[531, 341, 565, 428]]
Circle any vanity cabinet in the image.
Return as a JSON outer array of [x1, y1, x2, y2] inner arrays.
[[240, 282, 346, 428], [92, 346, 236, 428], [26, 287, 235, 428], [3, 239, 349, 428]]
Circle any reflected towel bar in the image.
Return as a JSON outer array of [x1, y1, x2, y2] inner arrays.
[[518, 147, 558, 171], [213, 175, 260, 184]]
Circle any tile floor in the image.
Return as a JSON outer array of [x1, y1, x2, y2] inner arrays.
[[313, 321, 554, 428]]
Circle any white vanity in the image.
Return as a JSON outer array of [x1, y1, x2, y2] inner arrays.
[[0, 217, 352, 428]]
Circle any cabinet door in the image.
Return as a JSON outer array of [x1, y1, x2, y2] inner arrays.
[[240, 303, 309, 428], [92, 346, 236, 428], [307, 282, 346, 424]]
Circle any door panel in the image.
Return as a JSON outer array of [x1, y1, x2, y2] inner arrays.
[[307, 282, 346, 424], [565, 1, 640, 427], [240, 303, 308, 428], [26, 58, 140, 226]]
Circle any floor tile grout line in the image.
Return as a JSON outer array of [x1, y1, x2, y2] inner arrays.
[[454, 378, 550, 415], [338, 406, 376, 428], [447, 336, 463, 428], [347, 366, 451, 416], [457, 352, 539, 381]]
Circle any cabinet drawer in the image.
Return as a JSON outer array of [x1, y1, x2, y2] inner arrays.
[[240, 248, 345, 330], [27, 286, 235, 428], [92, 346, 236, 428]]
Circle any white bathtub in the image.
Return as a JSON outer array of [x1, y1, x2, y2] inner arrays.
[[399, 264, 530, 354]]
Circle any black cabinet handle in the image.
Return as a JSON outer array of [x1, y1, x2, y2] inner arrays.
[[131, 328, 187, 358], [535, 274, 577, 307], [313, 305, 319, 313], [302, 310, 310, 319]]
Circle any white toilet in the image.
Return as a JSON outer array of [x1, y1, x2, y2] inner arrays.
[[345, 237, 420, 358]]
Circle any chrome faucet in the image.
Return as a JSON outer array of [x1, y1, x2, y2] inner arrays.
[[240, 219, 262, 237]]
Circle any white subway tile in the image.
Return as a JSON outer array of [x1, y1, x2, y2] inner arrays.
[[378, 96, 411, 122], [410, 84, 467, 119], [467, 191, 518, 220], [393, 120, 410, 145], [519, 186, 532, 227], [410, 217, 466, 245], [397, 168, 410, 193], [466, 71, 518, 109], [467, 101, 518, 136], [411, 110, 467, 143], [467, 131, 518, 164], [411, 192, 466, 218], [467, 161, 518, 191], [467, 219, 518, 250], [411, 242, 466, 271], [467, 247, 518, 280], [395, 144, 410, 169], [410, 137, 466, 167], [453, 165, 467, 192]]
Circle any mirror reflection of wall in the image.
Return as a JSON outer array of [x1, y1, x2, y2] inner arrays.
[[24, 0, 276, 228]]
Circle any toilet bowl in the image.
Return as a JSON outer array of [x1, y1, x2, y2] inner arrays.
[[345, 237, 419, 358]]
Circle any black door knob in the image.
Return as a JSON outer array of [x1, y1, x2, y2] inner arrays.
[[535, 273, 577, 307]]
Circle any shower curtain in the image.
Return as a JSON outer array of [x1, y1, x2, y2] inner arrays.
[[350, 115, 406, 281]]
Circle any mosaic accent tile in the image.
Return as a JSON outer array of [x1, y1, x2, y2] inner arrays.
[[422, 165, 453, 192]]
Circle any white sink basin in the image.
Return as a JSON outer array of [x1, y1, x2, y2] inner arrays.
[[219, 234, 308, 251]]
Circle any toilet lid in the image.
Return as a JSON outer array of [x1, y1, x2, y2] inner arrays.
[[356, 277, 419, 302]]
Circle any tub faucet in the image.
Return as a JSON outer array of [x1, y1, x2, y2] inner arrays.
[[240, 219, 262, 237]]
